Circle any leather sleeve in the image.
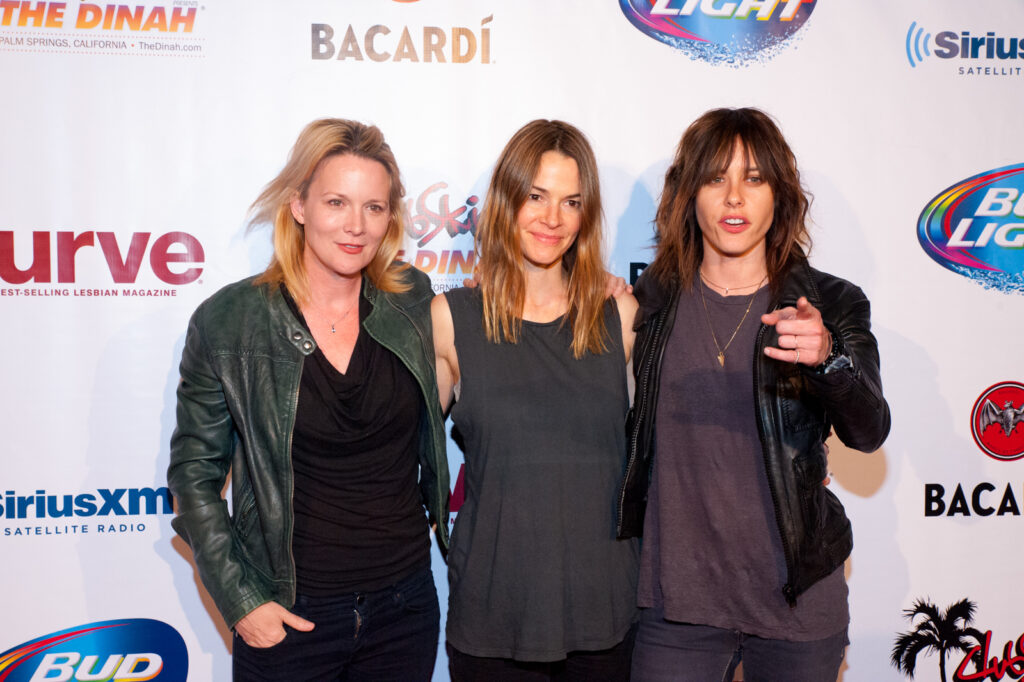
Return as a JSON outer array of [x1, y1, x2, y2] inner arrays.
[[803, 280, 891, 453], [167, 308, 272, 628]]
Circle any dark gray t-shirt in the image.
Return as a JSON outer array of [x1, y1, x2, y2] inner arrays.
[[637, 281, 848, 641], [445, 287, 639, 661]]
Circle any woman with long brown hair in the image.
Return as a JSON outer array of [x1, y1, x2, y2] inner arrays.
[[619, 107, 890, 681], [168, 118, 448, 681], [433, 119, 639, 680]]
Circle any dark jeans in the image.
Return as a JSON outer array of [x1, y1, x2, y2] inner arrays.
[[447, 624, 636, 682], [631, 606, 847, 682], [232, 567, 439, 682]]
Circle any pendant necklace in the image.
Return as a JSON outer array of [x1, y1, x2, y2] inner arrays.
[[698, 274, 765, 367]]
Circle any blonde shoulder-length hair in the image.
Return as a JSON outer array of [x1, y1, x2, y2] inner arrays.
[[477, 119, 609, 359], [251, 118, 409, 303]]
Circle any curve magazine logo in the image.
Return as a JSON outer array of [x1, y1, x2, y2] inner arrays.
[[0, 2, 204, 57], [906, 21, 1023, 77], [0, 619, 187, 681], [893, 597, 1024, 682], [619, 0, 816, 66], [917, 163, 1024, 295], [972, 382, 1024, 462], [0, 230, 205, 298]]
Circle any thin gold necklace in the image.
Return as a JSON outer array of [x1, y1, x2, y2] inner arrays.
[[698, 276, 765, 367], [699, 269, 766, 296]]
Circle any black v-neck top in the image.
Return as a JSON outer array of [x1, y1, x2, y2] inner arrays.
[[283, 286, 429, 595]]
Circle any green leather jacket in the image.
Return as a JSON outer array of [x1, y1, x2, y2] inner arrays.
[[167, 266, 450, 628]]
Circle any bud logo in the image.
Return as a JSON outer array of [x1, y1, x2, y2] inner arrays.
[[619, 0, 815, 66], [0, 619, 186, 681], [971, 382, 1024, 461], [906, 21, 1024, 74], [311, 16, 492, 63], [0, 231, 204, 285], [917, 163, 1024, 294]]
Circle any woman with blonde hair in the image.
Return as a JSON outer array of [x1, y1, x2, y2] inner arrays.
[[168, 118, 449, 681], [433, 119, 639, 680]]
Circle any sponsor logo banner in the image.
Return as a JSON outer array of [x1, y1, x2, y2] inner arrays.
[[906, 20, 1023, 77], [917, 163, 1024, 294], [619, 0, 815, 66], [0, 2, 203, 57], [0, 618, 187, 681]]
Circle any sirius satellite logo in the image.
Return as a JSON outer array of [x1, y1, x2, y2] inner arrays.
[[906, 21, 1024, 74], [917, 163, 1024, 294], [618, 0, 816, 66]]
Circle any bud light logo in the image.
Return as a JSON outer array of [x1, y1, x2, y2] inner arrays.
[[0, 619, 187, 681], [618, 0, 816, 66], [917, 163, 1024, 294]]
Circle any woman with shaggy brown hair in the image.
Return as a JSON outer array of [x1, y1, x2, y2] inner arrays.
[[619, 108, 890, 681]]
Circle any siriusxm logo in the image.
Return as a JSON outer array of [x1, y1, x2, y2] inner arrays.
[[0, 487, 172, 519], [906, 21, 1024, 72], [918, 163, 1024, 295], [619, 0, 816, 66]]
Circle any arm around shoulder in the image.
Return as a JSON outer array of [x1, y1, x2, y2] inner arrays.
[[431, 293, 459, 414]]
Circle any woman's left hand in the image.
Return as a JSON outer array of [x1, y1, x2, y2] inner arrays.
[[760, 296, 831, 367]]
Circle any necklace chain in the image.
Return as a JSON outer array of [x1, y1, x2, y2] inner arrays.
[[699, 269, 766, 296], [698, 276, 765, 368]]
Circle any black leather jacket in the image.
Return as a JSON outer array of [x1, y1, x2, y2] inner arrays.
[[617, 259, 890, 605]]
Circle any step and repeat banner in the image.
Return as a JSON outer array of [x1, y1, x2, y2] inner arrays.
[[2, 1, 1022, 680]]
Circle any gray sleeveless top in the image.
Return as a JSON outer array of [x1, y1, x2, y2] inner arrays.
[[444, 287, 639, 662]]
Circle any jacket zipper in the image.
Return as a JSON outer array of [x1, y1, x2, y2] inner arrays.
[[753, 311, 799, 607], [616, 288, 676, 535]]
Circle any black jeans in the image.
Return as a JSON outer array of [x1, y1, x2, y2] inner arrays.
[[233, 567, 439, 681]]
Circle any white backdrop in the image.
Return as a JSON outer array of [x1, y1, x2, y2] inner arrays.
[[2, 2, 1023, 680]]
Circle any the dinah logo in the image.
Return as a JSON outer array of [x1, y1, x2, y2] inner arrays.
[[0, 3, 204, 57], [892, 597, 1024, 682], [0, 618, 187, 681], [972, 382, 1024, 462], [906, 21, 1023, 76], [917, 163, 1024, 295], [618, 0, 816, 66]]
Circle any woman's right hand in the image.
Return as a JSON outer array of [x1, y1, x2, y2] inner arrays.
[[235, 601, 315, 648]]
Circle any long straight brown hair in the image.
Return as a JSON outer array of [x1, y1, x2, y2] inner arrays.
[[477, 119, 609, 359], [250, 119, 409, 304], [646, 107, 811, 293]]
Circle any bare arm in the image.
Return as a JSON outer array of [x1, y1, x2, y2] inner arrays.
[[614, 290, 639, 364], [431, 294, 460, 413]]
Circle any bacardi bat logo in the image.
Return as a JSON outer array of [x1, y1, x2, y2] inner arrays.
[[972, 382, 1024, 461]]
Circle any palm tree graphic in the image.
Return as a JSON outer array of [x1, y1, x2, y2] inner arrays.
[[891, 598, 990, 682]]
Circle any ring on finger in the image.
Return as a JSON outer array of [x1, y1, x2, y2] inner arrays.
[[794, 349, 801, 364]]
